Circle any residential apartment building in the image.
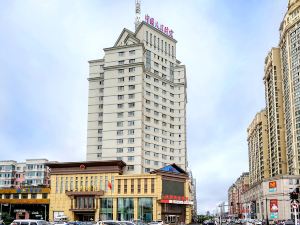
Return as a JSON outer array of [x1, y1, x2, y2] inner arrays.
[[0, 159, 50, 188], [247, 110, 269, 186], [279, 0, 300, 175], [263, 48, 287, 177], [228, 172, 249, 218], [86, 19, 187, 174]]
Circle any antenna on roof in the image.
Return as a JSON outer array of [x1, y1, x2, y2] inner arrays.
[[135, 0, 141, 31]]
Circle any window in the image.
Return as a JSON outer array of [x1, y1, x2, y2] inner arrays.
[[129, 94, 135, 99], [118, 69, 124, 74], [118, 86, 124, 91], [128, 121, 135, 126], [117, 104, 124, 109], [118, 77, 124, 82], [117, 130, 123, 136], [98, 145, 102, 149], [117, 112, 124, 118], [162, 66, 166, 71], [145, 159, 150, 165], [129, 50, 136, 55], [129, 67, 135, 72], [154, 62, 159, 67], [129, 85, 135, 90], [146, 108, 151, 113], [117, 157, 123, 160], [119, 52, 125, 56], [129, 76, 135, 81], [154, 161, 159, 166], [128, 165, 134, 171], [118, 95, 124, 100], [146, 91, 151, 96], [154, 152, 159, 157], [128, 111, 135, 117], [117, 139, 123, 144], [154, 70, 159, 75], [128, 102, 135, 108], [154, 86, 159, 91], [145, 151, 150, 155], [128, 138, 134, 144], [128, 156, 134, 161], [128, 129, 135, 135], [118, 60, 125, 65], [117, 148, 123, 153], [146, 83, 151, 87], [117, 121, 123, 127], [146, 100, 150, 105], [128, 147, 135, 152]]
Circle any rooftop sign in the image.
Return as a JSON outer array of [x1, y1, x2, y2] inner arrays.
[[144, 14, 174, 38]]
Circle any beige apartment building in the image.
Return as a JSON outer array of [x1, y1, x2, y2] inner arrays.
[[86, 19, 187, 174], [247, 110, 269, 186], [263, 48, 287, 177], [279, 0, 300, 175]]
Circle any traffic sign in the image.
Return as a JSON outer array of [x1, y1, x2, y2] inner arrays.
[[292, 202, 298, 209]]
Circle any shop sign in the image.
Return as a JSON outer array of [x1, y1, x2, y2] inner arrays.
[[270, 199, 278, 213], [144, 14, 174, 38], [16, 187, 42, 193], [14, 209, 26, 213], [270, 212, 278, 219], [32, 211, 39, 215], [162, 195, 188, 201], [161, 195, 192, 205], [269, 181, 277, 192]]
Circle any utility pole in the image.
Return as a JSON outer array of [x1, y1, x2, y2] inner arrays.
[[265, 198, 269, 225]]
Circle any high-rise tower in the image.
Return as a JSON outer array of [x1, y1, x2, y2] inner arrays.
[[86, 18, 187, 174], [279, 0, 300, 175]]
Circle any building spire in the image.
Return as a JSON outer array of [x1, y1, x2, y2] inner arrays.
[[135, 0, 141, 31]]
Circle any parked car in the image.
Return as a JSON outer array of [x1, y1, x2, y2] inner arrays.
[[97, 221, 121, 225], [11, 220, 48, 225]]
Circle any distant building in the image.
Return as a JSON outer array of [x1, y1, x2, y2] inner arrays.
[[228, 173, 249, 218], [247, 110, 269, 186], [0, 159, 50, 188]]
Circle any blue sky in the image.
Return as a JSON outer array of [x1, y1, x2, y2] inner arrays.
[[0, 0, 287, 213]]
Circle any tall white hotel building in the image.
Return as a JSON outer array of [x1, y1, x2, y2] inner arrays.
[[86, 17, 187, 174]]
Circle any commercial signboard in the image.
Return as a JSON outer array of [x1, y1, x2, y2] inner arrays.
[[270, 199, 278, 213], [269, 181, 277, 192], [144, 14, 174, 38]]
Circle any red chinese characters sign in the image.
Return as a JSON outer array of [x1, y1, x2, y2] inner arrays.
[[160, 195, 192, 205], [144, 14, 174, 38], [270, 199, 278, 213]]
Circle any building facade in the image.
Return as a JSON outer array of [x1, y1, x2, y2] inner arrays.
[[241, 176, 300, 220], [0, 187, 50, 220], [86, 19, 187, 174], [0, 159, 50, 188], [264, 48, 287, 177], [247, 110, 269, 186], [47, 161, 193, 224], [279, 0, 300, 175], [228, 173, 249, 218]]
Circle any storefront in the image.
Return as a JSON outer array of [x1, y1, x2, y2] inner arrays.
[[47, 161, 193, 224], [0, 188, 50, 220]]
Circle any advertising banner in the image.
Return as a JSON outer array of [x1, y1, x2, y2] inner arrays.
[[270, 199, 278, 213], [269, 181, 277, 192]]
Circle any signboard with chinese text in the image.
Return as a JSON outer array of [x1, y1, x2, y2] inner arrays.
[[270, 199, 278, 213], [269, 181, 277, 192], [144, 14, 174, 38]]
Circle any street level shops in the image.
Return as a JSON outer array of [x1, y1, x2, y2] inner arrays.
[[0, 187, 49, 220], [47, 160, 193, 224]]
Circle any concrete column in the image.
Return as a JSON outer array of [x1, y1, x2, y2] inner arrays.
[[113, 197, 117, 220], [153, 198, 157, 220], [134, 197, 138, 220]]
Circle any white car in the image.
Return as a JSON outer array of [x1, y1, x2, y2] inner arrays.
[[11, 220, 48, 225]]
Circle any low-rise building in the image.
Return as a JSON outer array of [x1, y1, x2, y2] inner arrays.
[[241, 176, 300, 220], [0, 187, 50, 220], [47, 160, 193, 223], [0, 159, 50, 188]]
